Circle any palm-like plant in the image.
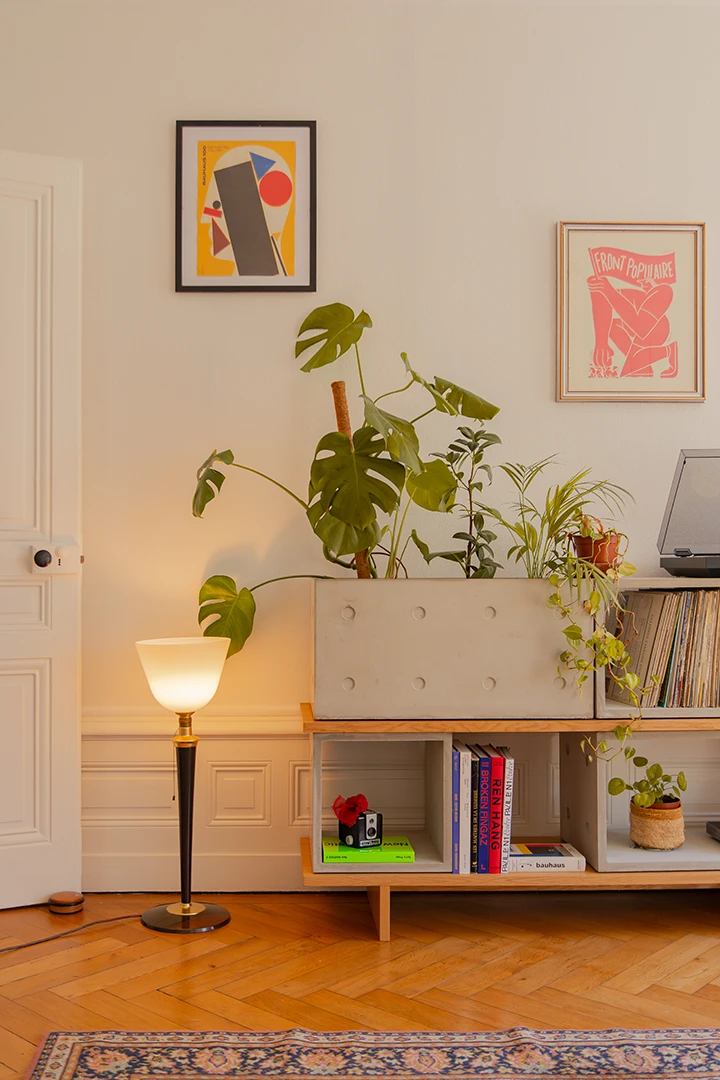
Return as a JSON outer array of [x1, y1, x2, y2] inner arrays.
[[485, 457, 631, 579]]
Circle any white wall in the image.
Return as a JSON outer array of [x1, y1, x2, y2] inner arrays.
[[1, 0, 718, 887]]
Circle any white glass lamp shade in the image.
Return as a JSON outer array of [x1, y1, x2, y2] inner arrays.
[[136, 637, 230, 713]]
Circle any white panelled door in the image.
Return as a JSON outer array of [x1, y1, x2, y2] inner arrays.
[[0, 149, 82, 907]]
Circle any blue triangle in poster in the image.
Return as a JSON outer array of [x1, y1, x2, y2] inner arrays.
[[250, 153, 275, 180]]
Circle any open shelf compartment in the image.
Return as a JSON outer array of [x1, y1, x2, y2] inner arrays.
[[561, 728, 720, 872], [596, 576, 720, 721], [311, 732, 451, 874]]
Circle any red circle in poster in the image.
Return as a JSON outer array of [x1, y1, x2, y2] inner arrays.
[[259, 171, 293, 207]]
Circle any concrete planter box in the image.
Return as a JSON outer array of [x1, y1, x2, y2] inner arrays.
[[312, 578, 592, 720]]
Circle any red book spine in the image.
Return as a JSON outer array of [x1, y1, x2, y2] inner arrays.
[[488, 753, 505, 874]]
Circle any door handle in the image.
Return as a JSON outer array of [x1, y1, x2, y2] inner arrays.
[[30, 544, 83, 574]]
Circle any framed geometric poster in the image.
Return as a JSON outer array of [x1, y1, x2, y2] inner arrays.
[[557, 222, 705, 402], [175, 120, 316, 292]]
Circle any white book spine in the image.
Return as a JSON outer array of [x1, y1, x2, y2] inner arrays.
[[508, 856, 586, 872], [455, 743, 471, 874], [500, 753, 514, 874]]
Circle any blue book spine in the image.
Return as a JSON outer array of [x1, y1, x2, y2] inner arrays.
[[452, 747, 460, 873], [477, 754, 492, 874]]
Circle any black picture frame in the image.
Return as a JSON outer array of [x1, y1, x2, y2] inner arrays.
[[175, 120, 316, 292]]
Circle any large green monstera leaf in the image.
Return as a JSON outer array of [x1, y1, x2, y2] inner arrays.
[[295, 303, 372, 372], [307, 428, 404, 555], [198, 575, 256, 656]]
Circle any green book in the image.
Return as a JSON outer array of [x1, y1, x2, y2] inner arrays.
[[322, 836, 415, 863]]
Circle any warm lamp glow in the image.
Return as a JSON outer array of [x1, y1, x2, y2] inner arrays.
[[136, 637, 230, 713]]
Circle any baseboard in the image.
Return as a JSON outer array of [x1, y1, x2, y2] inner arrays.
[[82, 852, 309, 892]]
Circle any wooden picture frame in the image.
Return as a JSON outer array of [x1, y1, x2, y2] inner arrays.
[[557, 222, 705, 402], [175, 120, 316, 292]]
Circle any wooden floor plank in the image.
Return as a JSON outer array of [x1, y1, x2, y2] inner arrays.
[[327, 938, 470, 999], [167, 940, 321, 1001], [128, 989, 251, 1031], [72, 990, 182, 1031], [659, 941, 720, 994], [298, 989, 428, 1031], [179, 989, 294, 1030], [492, 935, 619, 997], [274, 939, 418, 999], [602, 933, 720, 994], [54, 935, 232, 999], [0, 1028, 35, 1073], [241, 990, 360, 1031], [549, 934, 669, 995], [359, 988, 489, 1032]]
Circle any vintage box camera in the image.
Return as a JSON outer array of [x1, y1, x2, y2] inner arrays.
[[339, 810, 383, 848]]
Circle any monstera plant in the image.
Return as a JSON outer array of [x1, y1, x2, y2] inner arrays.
[[192, 302, 500, 655]]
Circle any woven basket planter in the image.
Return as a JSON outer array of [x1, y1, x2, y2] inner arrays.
[[629, 801, 684, 850]]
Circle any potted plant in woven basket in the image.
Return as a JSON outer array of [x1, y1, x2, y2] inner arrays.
[[582, 728, 687, 851]]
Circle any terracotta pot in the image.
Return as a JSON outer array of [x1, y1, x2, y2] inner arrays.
[[571, 533, 622, 572], [629, 800, 684, 850]]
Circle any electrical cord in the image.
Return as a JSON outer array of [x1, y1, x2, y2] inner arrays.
[[0, 914, 143, 956]]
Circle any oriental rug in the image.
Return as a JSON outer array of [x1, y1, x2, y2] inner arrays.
[[28, 1028, 720, 1079]]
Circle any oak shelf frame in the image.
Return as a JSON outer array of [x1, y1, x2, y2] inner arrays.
[[301, 703, 720, 734], [299, 838, 720, 940]]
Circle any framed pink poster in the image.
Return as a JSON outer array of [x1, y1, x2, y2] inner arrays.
[[557, 222, 705, 402]]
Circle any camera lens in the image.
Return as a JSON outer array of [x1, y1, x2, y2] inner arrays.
[[366, 826, 376, 837]]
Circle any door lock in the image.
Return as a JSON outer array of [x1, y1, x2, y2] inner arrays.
[[30, 544, 83, 574]]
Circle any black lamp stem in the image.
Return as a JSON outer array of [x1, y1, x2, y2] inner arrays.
[[177, 735, 196, 908], [140, 711, 230, 934]]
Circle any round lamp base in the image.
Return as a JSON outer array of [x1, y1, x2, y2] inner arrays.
[[141, 902, 231, 934]]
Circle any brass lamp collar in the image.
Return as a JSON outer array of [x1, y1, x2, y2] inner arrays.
[[174, 712, 198, 748]]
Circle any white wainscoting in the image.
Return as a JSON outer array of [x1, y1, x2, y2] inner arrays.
[[81, 728, 562, 891]]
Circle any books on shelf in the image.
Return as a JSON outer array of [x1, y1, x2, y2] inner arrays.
[[507, 842, 586, 872], [322, 836, 415, 863], [607, 588, 720, 709], [452, 740, 515, 874]]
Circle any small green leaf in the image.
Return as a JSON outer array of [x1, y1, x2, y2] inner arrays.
[[677, 771, 687, 792], [295, 303, 372, 371], [362, 397, 422, 474], [647, 763, 663, 782], [608, 777, 627, 796], [433, 376, 499, 421], [198, 575, 256, 657], [633, 756, 649, 768], [193, 449, 234, 517], [410, 529, 431, 563]]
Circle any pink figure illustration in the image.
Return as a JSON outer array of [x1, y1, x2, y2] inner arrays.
[[587, 275, 678, 379]]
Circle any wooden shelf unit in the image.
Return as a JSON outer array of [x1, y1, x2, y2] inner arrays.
[[301, 577, 720, 939]]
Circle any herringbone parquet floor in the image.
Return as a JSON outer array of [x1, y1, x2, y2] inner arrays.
[[3, 890, 720, 1078]]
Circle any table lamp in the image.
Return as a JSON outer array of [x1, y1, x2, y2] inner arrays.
[[136, 636, 231, 933]]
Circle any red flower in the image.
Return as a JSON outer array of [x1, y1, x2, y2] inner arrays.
[[332, 793, 368, 826]]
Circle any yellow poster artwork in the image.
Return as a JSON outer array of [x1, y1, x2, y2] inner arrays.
[[196, 140, 296, 278]]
